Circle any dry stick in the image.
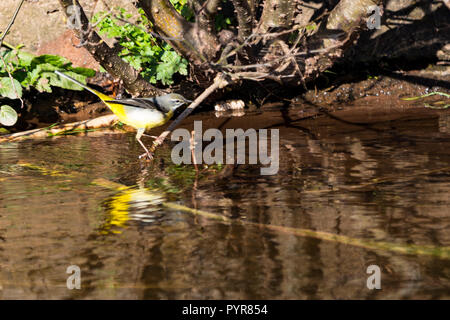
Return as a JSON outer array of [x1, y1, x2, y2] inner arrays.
[[1, 74, 228, 144], [190, 130, 198, 172], [158, 204, 450, 260], [0, 0, 25, 47], [90, 178, 450, 260], [0, 73, 228, 144], [0, 114, 118, 143], [149, 73, 231, 153]]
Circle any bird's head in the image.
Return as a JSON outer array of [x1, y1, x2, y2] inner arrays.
[[155, 93, 191, 111]]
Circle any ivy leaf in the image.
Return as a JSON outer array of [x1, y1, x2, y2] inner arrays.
[[0, 105, 18, 126], [0, 77, 23, 99]]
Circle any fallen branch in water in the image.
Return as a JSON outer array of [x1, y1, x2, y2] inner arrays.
[[6, 158, 450, 260], [92, 178, 450, 260], [0, 114, 118, 143]]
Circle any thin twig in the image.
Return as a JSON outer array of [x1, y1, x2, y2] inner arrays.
[[0, 55, 24, 108], [0, 0, 25, 47]]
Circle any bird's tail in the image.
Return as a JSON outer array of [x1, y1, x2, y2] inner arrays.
[[55, 70, 111, 102]]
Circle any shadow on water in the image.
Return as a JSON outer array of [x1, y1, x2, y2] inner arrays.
[[0, 100, 449, 299]]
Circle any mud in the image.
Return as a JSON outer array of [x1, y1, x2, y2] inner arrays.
[[300, 65, 450, 106]]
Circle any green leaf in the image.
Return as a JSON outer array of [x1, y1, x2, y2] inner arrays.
[[0, 105, 18, 126], [67, 67, 96, 77], [36, 73, 54, 93], [401, 92, 450, 101], [26, 63, 59, 87], [16, 50, 35, 67], [305, 23, 318, 31], [0, 77, 23, 99], [91, 7, 188, 85], [55, 70, 90, 91], [0, 50, 15, 71], [30, 54, 71, 68]]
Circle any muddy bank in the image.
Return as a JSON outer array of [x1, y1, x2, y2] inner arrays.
[[2, 64, 446, 134], [301, 65, 450, 106]]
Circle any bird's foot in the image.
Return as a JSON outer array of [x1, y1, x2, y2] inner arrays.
[[139, 151, 154, 161], [152, 136, 164, 146]]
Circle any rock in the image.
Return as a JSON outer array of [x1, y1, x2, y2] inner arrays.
[[36, 30, 100, 70]]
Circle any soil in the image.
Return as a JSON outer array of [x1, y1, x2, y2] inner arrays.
[[300, 65, 450, 106]]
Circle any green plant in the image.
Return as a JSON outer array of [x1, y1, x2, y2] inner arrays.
[[215, 14, 233, 32], [171, 0, 232, 31], [169, 0, 194, 21], [0, 43, 95, 126], [0, 105, 17, 126], [401, 91, 450, 109], [93, 7, 188, 86]]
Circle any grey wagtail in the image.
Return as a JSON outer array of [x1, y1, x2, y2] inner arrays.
[[55, 70, 191, 159]]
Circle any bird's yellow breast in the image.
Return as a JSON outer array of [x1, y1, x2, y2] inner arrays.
[[105, 101, 173, 130]]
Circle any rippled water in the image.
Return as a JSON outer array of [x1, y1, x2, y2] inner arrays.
[[0, 102, 449, 299]]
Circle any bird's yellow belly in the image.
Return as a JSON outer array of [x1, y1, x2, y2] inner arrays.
[[117, 107, 172, 130]]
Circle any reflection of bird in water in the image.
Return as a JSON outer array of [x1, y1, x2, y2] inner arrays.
[[99, 188, 165, 235]]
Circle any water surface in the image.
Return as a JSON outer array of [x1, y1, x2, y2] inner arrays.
[[0, 102, 449, 299]]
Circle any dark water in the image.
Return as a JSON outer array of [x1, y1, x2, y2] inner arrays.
[[0, 102, 449, 299]]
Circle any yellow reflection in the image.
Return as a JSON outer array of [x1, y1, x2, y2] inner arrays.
[[97, 184, 165, 235]]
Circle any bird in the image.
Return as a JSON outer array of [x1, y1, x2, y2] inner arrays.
[[54, 70, 191, 159]]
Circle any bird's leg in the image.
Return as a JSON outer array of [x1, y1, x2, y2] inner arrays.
[[142, 133, 158, 139], [136, 128, 153, 160]]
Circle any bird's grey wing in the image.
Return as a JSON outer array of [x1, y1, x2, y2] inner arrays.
[[105, 98, 161, 111]]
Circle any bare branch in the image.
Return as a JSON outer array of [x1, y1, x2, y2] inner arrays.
[[260, 0, 296, 32], [0, 115, 119, 143], [58, 0, 160, 96], [231, 0, 253, 41], [0, 0, 25, 47], [138, 0, 220, 66]]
